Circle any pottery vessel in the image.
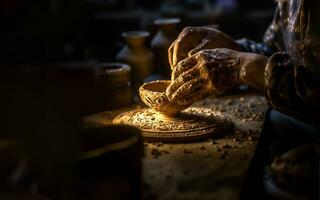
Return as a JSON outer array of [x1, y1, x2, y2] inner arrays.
[[76, 125, 143, 200], [95, 63, 133, 110], [116, 31, 154, 91], [151, 18, 180, 78], [139, 80, 190, 115]]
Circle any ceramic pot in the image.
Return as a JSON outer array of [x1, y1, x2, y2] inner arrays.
[[151, 18, 180, 78], [116, 31, 154, 92], [139, 80, 191, 116], [75, 125, 143, 200], [94, 63, 133, 110]]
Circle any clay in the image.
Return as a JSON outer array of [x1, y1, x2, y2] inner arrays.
[[166, 48, 243, 106], [139, 80, 191, 115], [113, 107, 234, 142]]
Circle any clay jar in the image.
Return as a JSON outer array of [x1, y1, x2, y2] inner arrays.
[[116, 31, 154, 92], [75, 125, 143, 200], [139, 80, 191, 116], [151, 18, 180, 78], [94, 63, 133, 110]]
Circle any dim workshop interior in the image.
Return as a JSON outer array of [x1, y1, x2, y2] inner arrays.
[[0, 0, 319, 200]]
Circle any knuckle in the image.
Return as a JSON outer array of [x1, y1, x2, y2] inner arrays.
[[182, 26, 199, 35], [166, 88, 174, 100], [172, 65, 180, 75], [182, 26, 193, 32], [177, 74, 186, 83], [197, 49, 207, 57], [168, 43, 174, 52]]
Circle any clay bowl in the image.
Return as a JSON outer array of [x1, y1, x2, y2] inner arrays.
[[139, 80, 190, 116]]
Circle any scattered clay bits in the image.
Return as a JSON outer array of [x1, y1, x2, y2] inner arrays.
[[162, 150, 170, 154], [220, 151, 228, 159], [248, 136, 254, 141], [209, 139, 217, 145], [156, 142, 164, 147], [222, 144, 232, 149], [151, 149, 162, 158], [183, 149, 193, 154]]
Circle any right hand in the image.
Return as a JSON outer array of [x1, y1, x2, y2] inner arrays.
[[166, 48, 244, 105], [166, 49, 268, 105], [168, 26, 243, 68]]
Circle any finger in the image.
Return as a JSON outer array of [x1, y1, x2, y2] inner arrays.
[[172, 27, 204, 66], [168, 78, 206, 103], [171, 56, 197, 80], [168, 40, 175, 69], [188, 38, 210, 56], [178, 88, 210, 105], [166, 67, 200, 99]]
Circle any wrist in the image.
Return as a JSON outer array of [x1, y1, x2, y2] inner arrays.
[[238, 52, 268, 92]]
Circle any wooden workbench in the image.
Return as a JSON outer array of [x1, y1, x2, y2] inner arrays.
[[84, 92, 268, 200]]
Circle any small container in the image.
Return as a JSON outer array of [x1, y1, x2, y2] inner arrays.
[[139, 80, 190, 115], [94, 63, 133, 110], [116, 31, 154, 92]]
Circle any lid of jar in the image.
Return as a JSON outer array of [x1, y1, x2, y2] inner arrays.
[[121, 31, 150, 39], [98, 63, 131, 77], [154, 18, 181, 26]]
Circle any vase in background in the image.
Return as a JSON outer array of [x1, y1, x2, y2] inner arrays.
[[116, 31, 154, 92], [151, 18, 180, 79]]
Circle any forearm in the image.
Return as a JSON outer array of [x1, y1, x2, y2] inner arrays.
[[239, 52, 268, 93]]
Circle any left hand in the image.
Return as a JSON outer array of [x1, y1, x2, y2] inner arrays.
[[166, 48, 244, 105]]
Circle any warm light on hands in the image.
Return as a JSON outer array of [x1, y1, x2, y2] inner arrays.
[[166, 48, 244, 105]]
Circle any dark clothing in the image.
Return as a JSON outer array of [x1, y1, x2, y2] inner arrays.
[[238, 0, 320, 125], [241, 109, 319, 200], [237, 1, 320, 198], [268, 109, 319, 155]]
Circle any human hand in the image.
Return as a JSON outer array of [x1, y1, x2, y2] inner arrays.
[[166, 48, 244, 105], [168, 27, 243, 68]]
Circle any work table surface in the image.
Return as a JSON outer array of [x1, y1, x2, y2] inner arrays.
[[84, 92, 268, 200]]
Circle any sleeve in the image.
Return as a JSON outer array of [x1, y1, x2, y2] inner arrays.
[[236, 7, 285, 56], [264, 52, 320, 125], [236, 38, 274, 56]]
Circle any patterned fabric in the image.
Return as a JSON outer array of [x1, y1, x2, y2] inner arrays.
[[236, 38, 274, 56], [238, 0, 320, 125]]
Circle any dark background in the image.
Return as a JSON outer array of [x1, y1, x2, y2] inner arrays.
[[0, 0, 276, 131], [0, 0, 275, 64]]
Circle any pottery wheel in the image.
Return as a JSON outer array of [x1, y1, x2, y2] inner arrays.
[[113, 107, 234, 142]]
